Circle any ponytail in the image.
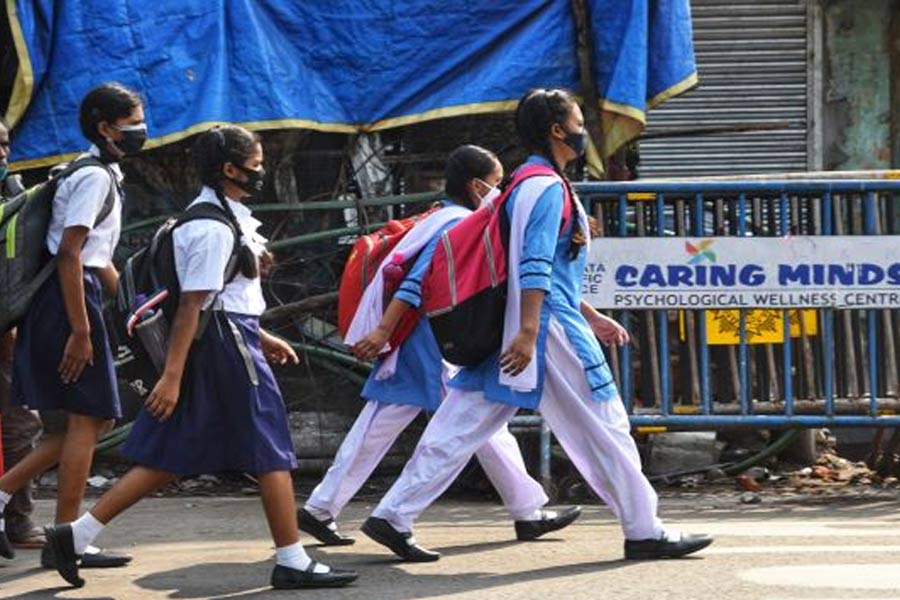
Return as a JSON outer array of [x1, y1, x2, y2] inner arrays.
[[515, 89, 586, 260], [193, 126, 262, 279]]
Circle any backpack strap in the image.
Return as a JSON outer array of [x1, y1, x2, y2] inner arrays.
[[171, 202, 243, 341], [171, 202, 241, 284], [505, 163, 574, 235], [1, 173, 24, 198], [53, 155, 120, 227]]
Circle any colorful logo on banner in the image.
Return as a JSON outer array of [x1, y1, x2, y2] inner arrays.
[[686, 239, 716, 265]]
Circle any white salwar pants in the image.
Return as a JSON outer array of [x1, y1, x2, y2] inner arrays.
[[306, 400, 547, 521], [372, 319, 665, 540]]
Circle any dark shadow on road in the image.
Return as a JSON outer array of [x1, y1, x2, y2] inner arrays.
[[433, 538, 558, 556], [134, 555, 636, 599], [0, 561, 49, 588], [0, 588, 114, 600]]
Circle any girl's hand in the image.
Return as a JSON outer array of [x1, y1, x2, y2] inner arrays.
[[588, 215, 601, 239], [352, 326, 390, 361], [259, 250, 275, 278], [587, 312, 630, 346], [145, 372, 181, 422], [59, 330, 93, 384], [500, 329, 537, 376], [262, 334, 299, 365]]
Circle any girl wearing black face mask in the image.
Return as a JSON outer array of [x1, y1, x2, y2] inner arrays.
[[43, 125, 358, 591], [0, 83, 143, 566], [366, 89, 713, 562]]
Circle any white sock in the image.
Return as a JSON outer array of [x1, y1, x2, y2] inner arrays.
[[521, 509, 557, 521], [71, 512, 106, 555], [304, 505, 338, 531], [275, 542, 330, 574], [663, 529, 682, 542]]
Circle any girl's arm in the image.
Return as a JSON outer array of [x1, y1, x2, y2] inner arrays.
[[352, 297, 414, 361], [499, 183, 565, 376], [351, 221, 451, 361], [580, 301, 629, 346], [500, 289, 545, 376], [56, 226, 93, 384], [96, 264, 119, 298], [260, 328, 300, 365], [143, 291, 208, 421]]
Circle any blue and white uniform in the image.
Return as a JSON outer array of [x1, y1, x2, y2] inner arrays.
[[451, 157, 616, 409], [122, 187, 297, 476], [12, 146, 123, 419], [305, 201, 548, 523], [373, 157, 665, 539]]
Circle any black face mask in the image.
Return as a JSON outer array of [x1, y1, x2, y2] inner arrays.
[[562, 127, 588, 158], [111, 124, 148, 156], [229, 164, 266, 198]]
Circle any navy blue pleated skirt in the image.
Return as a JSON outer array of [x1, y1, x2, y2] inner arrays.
[[122, 312, 298, 476], [11, 270, 121, 419]]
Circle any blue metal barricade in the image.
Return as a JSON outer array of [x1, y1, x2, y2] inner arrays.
[[574, 178, 900, 429]]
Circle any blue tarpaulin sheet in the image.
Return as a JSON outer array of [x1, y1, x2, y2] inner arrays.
[[5, 0, 696, 169]]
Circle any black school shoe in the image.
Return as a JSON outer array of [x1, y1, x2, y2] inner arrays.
[[624, 531, 713, 560], [41, 543, 133, 569], [361, 517, 440, 562], [515, 506, 582, 541], [297, 508, 356, 546], [44, 524, 84, 588], [0, 529, 14, 559], [270, 562, 358, 589]]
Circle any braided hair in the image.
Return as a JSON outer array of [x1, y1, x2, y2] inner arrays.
[[514, 88, 585, 260], [191, 125, 262, 278]]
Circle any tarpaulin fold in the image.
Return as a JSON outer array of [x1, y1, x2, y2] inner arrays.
[[5, 0, 696, 169]]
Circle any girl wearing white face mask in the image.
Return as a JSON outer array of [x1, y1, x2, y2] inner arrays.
[[298, 145, 580, 560]]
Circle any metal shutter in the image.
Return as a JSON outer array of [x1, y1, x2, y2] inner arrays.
[[639, 0, 809, 178]]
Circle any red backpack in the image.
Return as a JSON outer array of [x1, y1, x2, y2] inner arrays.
[[421, 164, 571, 367], [337, 207, 439, 349]]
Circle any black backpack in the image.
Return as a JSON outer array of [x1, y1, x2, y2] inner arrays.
[[117, 201, 240, 373], [0, 156, 117, 333]]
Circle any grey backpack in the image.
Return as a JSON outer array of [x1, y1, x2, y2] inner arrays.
[[0, 156, 116, 333]]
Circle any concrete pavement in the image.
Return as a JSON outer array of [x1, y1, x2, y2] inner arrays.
[[2, 495, 900, 599]]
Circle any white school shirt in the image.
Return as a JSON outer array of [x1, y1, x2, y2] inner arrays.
[[45, 145, 123, 268], [172, 186, 268, 316]]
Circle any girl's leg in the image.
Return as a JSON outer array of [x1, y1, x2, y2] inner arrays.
[[371, 388, 518, 532], [539, 322, 663, 541], [0, 434, 64, 557], [0, 432, 64, 558], [0, 433, 65, 497], [257, 470, 329, 574], [306, 402, 420, 519], [66, 465, 176, 555], [89, 466, 176, 525], [45, 465, 176, 587], [474, 425, 549, 520], [55, 414, 113, 523]]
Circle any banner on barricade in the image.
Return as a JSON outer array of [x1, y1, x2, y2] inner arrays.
[[584, 236, 900, 309]]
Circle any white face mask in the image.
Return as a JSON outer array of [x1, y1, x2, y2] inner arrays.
[[476, 179, 501, 207]]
